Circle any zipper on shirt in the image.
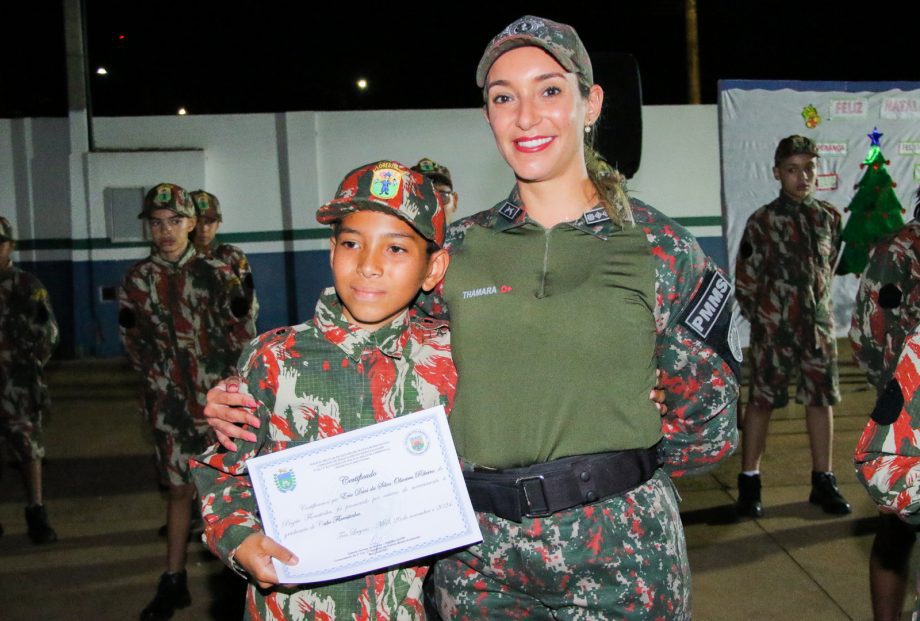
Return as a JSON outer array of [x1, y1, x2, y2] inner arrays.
[[537, 229, 551, 299]]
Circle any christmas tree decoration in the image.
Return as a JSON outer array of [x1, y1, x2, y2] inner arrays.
[[836, 127, 905, 275]]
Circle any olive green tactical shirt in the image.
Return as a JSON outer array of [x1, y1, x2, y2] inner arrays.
[[443, 207, 660, 468]]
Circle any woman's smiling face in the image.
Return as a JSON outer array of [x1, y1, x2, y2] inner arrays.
[[483, 46, 601, 186]]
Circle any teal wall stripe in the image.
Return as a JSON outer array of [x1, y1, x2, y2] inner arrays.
[[16, 216, 723, 251], [16, 228, 332, 251]]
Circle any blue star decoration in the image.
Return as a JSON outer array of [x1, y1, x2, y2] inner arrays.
[[868, 127, 883, 146]]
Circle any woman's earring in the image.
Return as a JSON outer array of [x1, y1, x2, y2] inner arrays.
[[584, 125, 592, 133]]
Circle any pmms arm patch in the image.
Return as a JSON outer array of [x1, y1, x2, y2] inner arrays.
[[679, 269, 743, 380]]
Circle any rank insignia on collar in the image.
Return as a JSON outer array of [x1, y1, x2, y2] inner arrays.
[[498, 201, 521, 220], [583, 207, 610, 225]]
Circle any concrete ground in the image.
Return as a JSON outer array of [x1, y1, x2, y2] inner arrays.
[[0, 341, 915, 620]]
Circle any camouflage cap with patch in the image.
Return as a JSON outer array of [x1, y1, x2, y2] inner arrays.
[[190, 190, 222, 221], [476, 15, 593, 89], [316, 161, 446, 247], [410, 157, 453, 189], [0, 216, 13, 242], [139, 183, 196, 219], [774, 135, 819, 166]]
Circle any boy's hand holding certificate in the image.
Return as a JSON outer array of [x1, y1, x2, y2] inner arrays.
[[246, 406, 482, 583]]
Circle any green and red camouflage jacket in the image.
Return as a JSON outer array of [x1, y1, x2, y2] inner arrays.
[[201, 241, 259, 333], [736, 193, 841, 346], [852, 221, 920, 526], [118, 244, 255, 434], [191, 288, 456, 620], [0, 263, 59, 414], [850, 221, 920, 393], [854, 324, 920, 525]]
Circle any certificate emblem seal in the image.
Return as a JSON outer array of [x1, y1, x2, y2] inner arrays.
[[273, 468, 297, 493], [405, 431, 429, 455]]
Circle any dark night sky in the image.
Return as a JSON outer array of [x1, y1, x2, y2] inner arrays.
[[3, 1, 920, 118]]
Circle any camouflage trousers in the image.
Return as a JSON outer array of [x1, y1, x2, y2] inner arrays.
[[0, 367, 49, 461], [144, 385, 214, 487], [748, 325, 840, 409], [152, 426, 214, 487], [243, 565, 428, 621], [432, 469, 690, 620]]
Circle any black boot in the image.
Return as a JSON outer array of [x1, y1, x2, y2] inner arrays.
[[140, 571, 192, 620], [736, 473, 764, 518], [809, 472, 852, 515], [25, 504, 58, 544]]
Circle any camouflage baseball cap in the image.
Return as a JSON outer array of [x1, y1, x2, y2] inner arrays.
[[774, 135, 819, 166], [476, 15, 593, 89], [316, 161, 447, 247], [0, 216, 13, 242], [410, 157, 453, 189], [190, 190, 222, 221], [139, 183, 196, 219]]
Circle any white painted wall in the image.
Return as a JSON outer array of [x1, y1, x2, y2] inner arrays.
[[631, 105, 722, 235], [2, 104, 722, 261], [83, 150, 205, 259]]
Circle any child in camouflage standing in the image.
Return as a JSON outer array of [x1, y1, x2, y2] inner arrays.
[[191, 160, 453, 620], [0, 216, 59, 544], [850, 186, 920, 620], [410, 157, 459, 221], [118, 183, 256, 621], [735, 135, 851, 517], [189, 189, 259, 329]]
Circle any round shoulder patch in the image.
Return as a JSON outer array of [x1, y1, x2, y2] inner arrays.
[[728, 310, 743, 363]]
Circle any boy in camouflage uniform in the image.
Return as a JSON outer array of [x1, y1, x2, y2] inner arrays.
[[0, 216, 59, 544], [118, 183, 256, 621], [850, 189, 920, 620], [411, 157, 459, 221], [735, 135, 851, 517], [190, 189, 259, 330], [854, 325, 920, 621], [191, 161, 453, 621]]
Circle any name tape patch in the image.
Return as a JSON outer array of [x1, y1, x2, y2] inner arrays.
[[683, 271, 732, 338]]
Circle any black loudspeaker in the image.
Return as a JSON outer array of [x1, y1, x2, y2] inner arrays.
[[590, 52, 643, 179]]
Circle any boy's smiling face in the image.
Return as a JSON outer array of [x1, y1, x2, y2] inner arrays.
[[329, 210, 448, 332]]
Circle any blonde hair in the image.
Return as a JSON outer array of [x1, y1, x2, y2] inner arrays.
[[580, 84, 633, 228]]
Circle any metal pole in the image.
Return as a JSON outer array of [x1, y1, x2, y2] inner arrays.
[[686, 0, 701, 104], [63, 0, 93, 150]]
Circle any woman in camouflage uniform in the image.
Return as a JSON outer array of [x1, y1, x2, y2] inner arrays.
[[205, 16, 740, 619]]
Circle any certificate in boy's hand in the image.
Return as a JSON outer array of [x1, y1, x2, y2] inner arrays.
[[246, 405, 482, 583]]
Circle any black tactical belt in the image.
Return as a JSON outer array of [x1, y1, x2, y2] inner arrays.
[[463, 446, 661, 523]]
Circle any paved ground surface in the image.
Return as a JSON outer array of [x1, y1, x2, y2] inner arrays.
[[0, 340, 916, 620]]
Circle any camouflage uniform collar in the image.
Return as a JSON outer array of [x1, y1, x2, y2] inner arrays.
[[150, 242, 197, 269], [197, 240, 219, 256], [489, 187, 618, 239], [314, 287, 410, 360], [777, 190, 819, 209]]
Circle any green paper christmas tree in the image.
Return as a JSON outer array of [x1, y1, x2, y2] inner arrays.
[[837, 128, 905, 275]]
